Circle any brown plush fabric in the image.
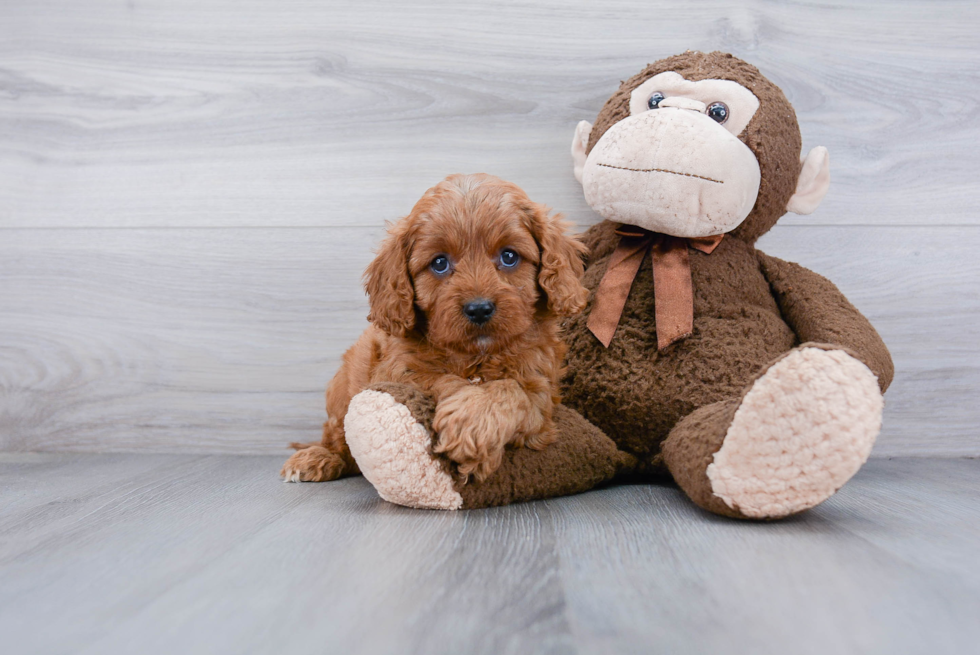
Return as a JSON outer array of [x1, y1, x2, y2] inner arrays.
[[456, 405, 636, 509], [757, 253, 894, 391], [561, 220, 798, 475], [368, 382, 636, 509], [660, 398, 744, 518], [585, 51, 802, 244], [562, 220, 892, 477]]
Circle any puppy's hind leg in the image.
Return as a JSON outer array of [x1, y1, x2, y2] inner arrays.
[[282, 336, 369, 482], [281, 417, 360, 482]]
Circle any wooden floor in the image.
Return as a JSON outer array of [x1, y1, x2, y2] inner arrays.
[[1, 454, 977, 655]]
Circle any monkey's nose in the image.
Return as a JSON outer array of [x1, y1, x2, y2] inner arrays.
[[463, 299, 496, 325], [658, 96, 707, 113]]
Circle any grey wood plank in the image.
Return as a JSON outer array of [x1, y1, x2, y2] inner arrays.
[[0, 454, 249, 565], [817, 458, 980, 588], [77, 500, 573, 655], [548, 461, 980, 655], [0, 454, 333, 654], [1, 225, 977, 455], [0, 0, 977, 229], [0, 227, 374, 453], [1, 454, 978, 655], [0, 454, 572, 655], [0, 452, 194, 536]]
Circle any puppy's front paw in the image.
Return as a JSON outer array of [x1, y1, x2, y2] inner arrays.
[[432, 389, 506, 482], [281, 446, 346, 482]]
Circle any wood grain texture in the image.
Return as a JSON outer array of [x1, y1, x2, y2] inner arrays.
[[1, 0, 978, 229], [1, 225, 978, 455], [1, 454, 978, 655], [1, 0, 978, 454]]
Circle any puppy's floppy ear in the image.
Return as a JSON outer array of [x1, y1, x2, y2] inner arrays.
[[524, 203, 589, 316], [363, 219, 416, 336]]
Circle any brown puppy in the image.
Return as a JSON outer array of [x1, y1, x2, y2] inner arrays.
[[282, 173, 588, 483]]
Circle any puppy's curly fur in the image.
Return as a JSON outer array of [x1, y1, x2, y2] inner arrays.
[[282, 173, 588, 483]]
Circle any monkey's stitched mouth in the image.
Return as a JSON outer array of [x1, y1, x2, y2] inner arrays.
[[597, 163, 723, 184]]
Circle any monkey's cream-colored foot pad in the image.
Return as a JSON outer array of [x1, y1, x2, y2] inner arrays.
[[707, 347, 883, 519], [345, 390, 463, 510]]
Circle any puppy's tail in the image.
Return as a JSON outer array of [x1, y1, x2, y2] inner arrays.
[[289, 441, 321, 451]]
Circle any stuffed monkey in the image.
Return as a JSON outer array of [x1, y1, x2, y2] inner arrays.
[[344, 51, 893, 519]]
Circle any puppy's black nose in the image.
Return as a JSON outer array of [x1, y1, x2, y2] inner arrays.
[[463, 299, 496, 325]]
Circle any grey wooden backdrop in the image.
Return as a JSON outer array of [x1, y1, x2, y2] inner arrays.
[[1, 0, 977, 456]]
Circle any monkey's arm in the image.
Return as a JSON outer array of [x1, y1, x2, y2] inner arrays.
[[757, 251, 894, 392]]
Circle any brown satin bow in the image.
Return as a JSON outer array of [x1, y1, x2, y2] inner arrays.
[[587, 226, 725, 351]]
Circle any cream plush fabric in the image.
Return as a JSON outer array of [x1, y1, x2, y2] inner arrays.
[[581, 109, 761, 236], [345, 390, 463, 510], [707, 348, 883, 518]]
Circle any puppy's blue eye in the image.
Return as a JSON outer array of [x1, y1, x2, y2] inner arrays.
[[499, 249, 520, 268], [647, 92, 665, 110], [430, 255, 451, 275]]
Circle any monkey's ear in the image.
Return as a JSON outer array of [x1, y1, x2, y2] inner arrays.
[[363, 222, 416, 337], [526, 204, 589, 316], [786, 146, 831, 215], [571, 120, 593, 185]]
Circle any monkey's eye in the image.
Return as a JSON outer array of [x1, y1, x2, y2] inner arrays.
[[647, 92, 666, 110], [430, 255, 451, 275], [706, 102, 729, 124], [499, 248, 520, 269]]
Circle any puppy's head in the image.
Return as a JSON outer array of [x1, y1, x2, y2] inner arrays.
[[364, 173, 588, 353]]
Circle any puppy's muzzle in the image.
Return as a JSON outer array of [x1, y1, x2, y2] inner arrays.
[[462, 299, 496, 326]]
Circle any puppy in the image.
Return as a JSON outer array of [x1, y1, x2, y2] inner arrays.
[[282, 173, 588, 483]]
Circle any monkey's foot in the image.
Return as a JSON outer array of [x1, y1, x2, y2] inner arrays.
[[344, 383, 634, 510], [345, 385, 464, 510], [665, 346, 883, 519]]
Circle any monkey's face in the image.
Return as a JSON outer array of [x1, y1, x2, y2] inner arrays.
[[580, 72, 763, 237]]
